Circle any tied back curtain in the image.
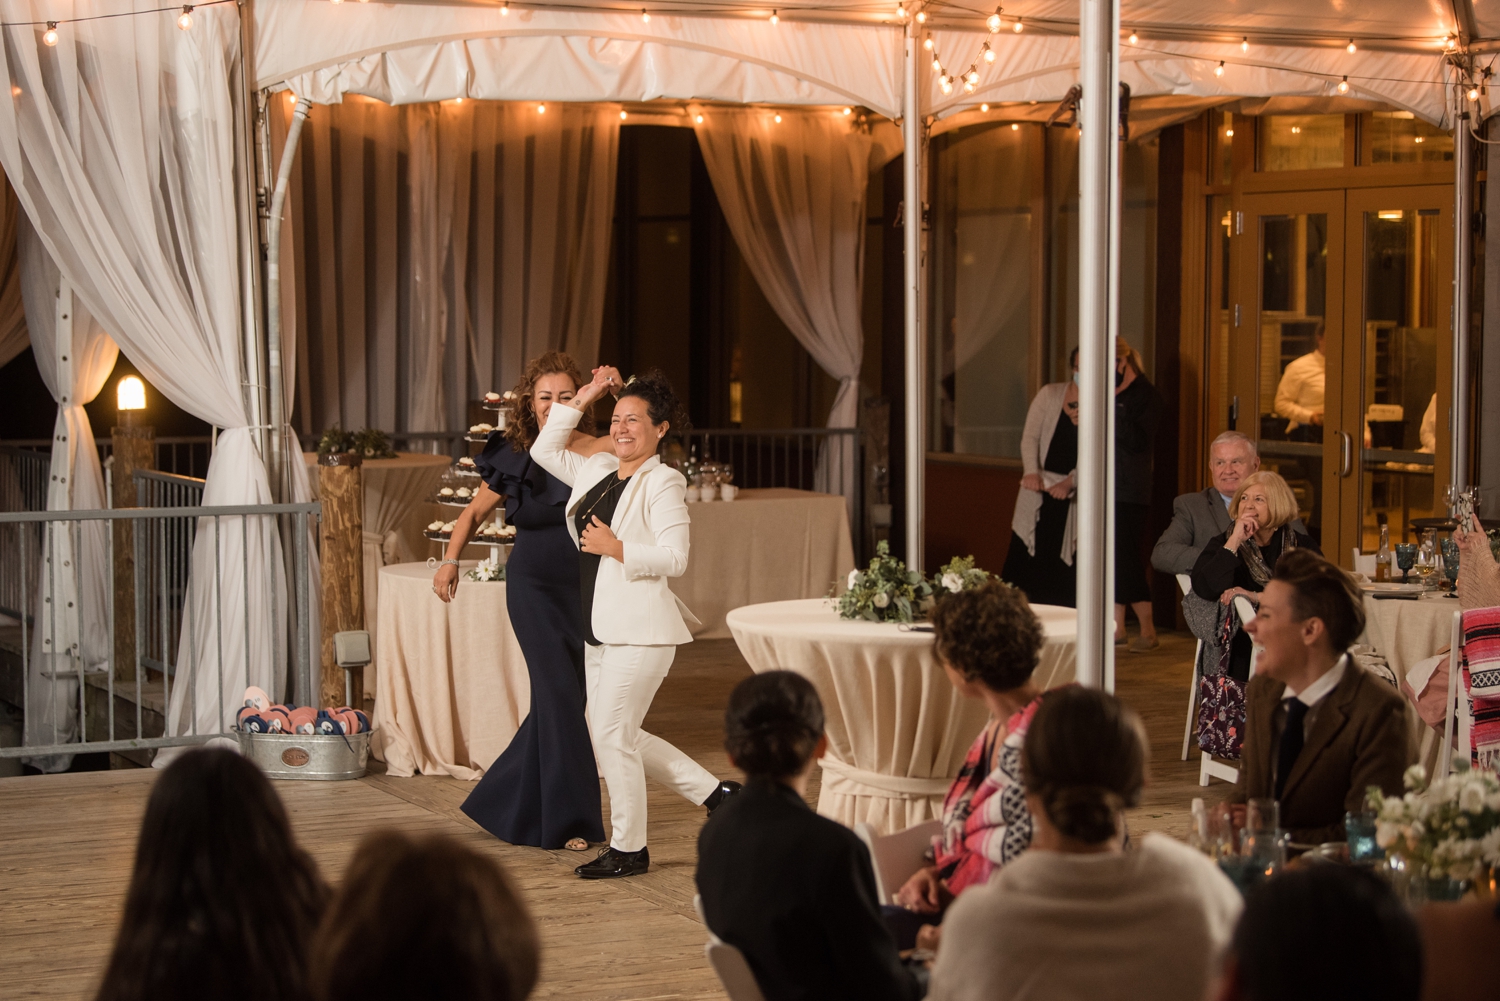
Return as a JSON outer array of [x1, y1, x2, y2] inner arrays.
[[18, 216, 116, 771], [0, 5, 289, 745], [273, 98, 619, 437]]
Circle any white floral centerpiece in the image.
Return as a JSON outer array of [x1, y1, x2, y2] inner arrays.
[[1369, 762, 1500, 886], [836, 541, 934, 624], [466, 558, 505, 582], [931, 554, 996, 596]]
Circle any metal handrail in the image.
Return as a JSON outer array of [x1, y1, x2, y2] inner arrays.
[[0, 502, 321, 523]]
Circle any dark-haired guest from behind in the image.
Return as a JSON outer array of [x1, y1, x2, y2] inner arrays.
[[310, 830, 539, 1001], [1214, 866, 1421, 1001], [94, 748, 329, 1001], [928, 687, 1241, 1001], [1226, 548, 1410, 843], [696, 671, 923, 1001]]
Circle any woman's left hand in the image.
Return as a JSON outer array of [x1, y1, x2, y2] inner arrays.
[[581, 516, 625, 562], [1046, 475, 1074, 500], [1219, 586, 1255, 607]]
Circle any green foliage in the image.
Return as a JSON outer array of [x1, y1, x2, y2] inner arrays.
[[316, 425, 397, 460], [835, 541, 935, 623], [931, 554, 1000, 596]]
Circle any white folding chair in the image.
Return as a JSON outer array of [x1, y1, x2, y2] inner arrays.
[[1178, 574, 1205, 761], [1439, 610, 1469, 780], [694, 894, 768, 1001], [1199, 595, 1260, 787], [853, 818, 943, 905]]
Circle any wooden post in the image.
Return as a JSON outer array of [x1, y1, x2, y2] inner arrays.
[[111, 424, 154, 684], [318, 452, 364, 709]]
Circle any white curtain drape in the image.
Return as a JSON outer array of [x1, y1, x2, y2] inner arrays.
[[272, 97, 619, 437], [0, 174, 26, 368], [0, 5, 286, 748], [18, 217, 116, 771], [691, 107, 899, 503]]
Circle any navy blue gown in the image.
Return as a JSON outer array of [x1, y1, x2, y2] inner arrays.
[[460, 433, 606, 848]]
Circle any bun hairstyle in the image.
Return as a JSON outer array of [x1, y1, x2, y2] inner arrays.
[[1022, 687, 1147, 845], [617, 369, 690, 435], [724, 671, 825, 781], [504, 350, 593, 452]]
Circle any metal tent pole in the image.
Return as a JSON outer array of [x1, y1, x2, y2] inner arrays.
[[1075, 0, 1120, 690], [1452, 93, 1473, 490], [237, 0, 269, 470], [266, 96, 312, 504], [903, 20, 925, 573]]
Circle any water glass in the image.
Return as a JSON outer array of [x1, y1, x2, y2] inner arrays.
[[1394, 543, 1418, 583], [1345, 810, 1382, 865], [1441, 538, 1461, 590]]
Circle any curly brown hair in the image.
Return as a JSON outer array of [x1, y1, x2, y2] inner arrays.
[[929, 580, 1044, 692], [502, 350, 595, 452]]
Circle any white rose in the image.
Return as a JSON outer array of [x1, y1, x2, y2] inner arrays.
[[1404, 764, 1427, 791], [874, 591, 891, 608], [848, 569, 861, 589], [942, 572, 964, 594], [1461, 782, 1486, 814]]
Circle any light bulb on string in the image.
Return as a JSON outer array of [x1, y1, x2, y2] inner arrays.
[[619, 110, 628, 119], [842, 106, 853, 115], [986, 8, 1001, 32], [694, 113, 704, 123], [1240, 37, 1248, 53], [287, 91, 297, 104], [330, 0, 342, 5], [537, 103, 546, 113], [177, 5, 193, 30], [897, 4, 907, 19], [1011, 122, 1019, 130], [501, 2, 509, 14], [769, 9, 779, 24], [1445, 35, 1458, 51], [640, 8, 650, 22], [965, 68, 979, 85], [1346, 39, 1356, 54], [923, 35, 933, 50], [1469, 85, 1481, 102], [1127, 31, 1137, 45], [983, 43, 995, 63], [43, 21, 58, 45], [980, 102, 989, 111], [1338, 76, 1350, 94], [1215, 60, 1224, 77], [964, 79, 977, 94], [915, 9, 926, 23], [939, 76, 953, 95], [931, 56, 942, 71], [774, 113, 782, 123], [1011, 17, 1022, 32]]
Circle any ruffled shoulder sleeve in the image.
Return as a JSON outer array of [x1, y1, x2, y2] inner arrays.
[[474, 432, 527, 495]]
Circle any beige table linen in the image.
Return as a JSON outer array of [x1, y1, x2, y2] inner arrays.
[[728, 598, 1078, 833], [304, 451, 451, 695], [371, 562, 528, 780], [1359, 595, 1461, 678], [674, 488, 855, 639]]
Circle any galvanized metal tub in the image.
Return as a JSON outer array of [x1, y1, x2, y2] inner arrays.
[[237, 730, 370, 781]]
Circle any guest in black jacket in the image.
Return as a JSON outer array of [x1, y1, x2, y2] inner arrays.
[[696, 671, 924, 1001]]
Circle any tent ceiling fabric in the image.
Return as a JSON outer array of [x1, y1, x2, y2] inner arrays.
[[256, 0, 904, 117], [1019, 0, 1458, 47]]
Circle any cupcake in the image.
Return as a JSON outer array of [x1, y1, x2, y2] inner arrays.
[[456, 487, 471, 498], [484, 391, 501, 402], [427, 520, 444, 532], [439, 487, 455, 497]]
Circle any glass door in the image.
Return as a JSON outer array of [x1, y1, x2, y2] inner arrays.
[[1234, 191, 1346, 550], [1336, 188, 1453, 563]]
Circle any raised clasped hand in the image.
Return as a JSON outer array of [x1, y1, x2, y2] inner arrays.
[[591, 365, 625, 398]]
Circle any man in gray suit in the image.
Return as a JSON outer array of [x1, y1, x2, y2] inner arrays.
[[1152, 431, 1263, 576]]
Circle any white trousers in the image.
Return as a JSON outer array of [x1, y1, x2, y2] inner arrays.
[[586, 643, 719, 851]]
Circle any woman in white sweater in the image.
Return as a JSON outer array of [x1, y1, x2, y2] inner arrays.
[[927, 686, 1241, 1001], [531, 367, 739, 880]]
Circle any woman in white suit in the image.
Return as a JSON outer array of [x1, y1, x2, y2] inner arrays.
[[531, 367, 740, 879]]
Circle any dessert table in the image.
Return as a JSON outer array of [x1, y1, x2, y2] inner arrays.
[[727, 598, 1078, 834], [674, 488, 855, 639], [371, 561, 528, 779]]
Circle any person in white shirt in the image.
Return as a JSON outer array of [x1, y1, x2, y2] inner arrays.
[[926, 686, 1242, 1001], [1273, 326, 1326, 439]]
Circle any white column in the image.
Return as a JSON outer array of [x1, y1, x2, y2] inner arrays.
[[1451, 92, 1472, 489], [1075, 0, 1120, 690], [902, 21, 925, 572]]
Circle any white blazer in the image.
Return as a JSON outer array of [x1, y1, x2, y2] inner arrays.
[[530, 405, 700, 646]]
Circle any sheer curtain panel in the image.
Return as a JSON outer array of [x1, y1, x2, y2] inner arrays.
[[0, 174, 26, 367], [0, 5, 287, 750]]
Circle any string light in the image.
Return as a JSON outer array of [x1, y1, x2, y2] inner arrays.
[[980, 102, 989, 111], [931, 55, 941, 71], [1345, 38, 1356, 54], [1338, 76, 1350, 94], [915, 9, 926, 22], [1011, 122, 1019, 130], [939, 75, 953, 95], [640, 8, 650, 21], [1012, 17, 1022, 32], [842, 106, 852, 115], [1214, 60, 1224, 77], [42, 21, 58, 45], [176, 5, 193, 30], [694, 113, 704, 123], [1225, 127, 1234, 136], [619, 110, 627, 119], [769, 9, 778, 24], [774, 113, 782, 123], [1240, 37, 1248, 53], [965, 68, 979, 85], [330, 0, 342, 5], [1445, 35, 1458, 51], [964, 78, 977, 93], [986, 8, 1001, 32], [10, 85, 19, 96], [896, 4, 907, 20], [1127, 31, 1137, 45], [537, 103, 546, 113], [982, 42, 995, 63], [287, 91, 297, 104], [923, 34, 933, 50], [1469, 85, 1481, 102], [501, 1, 509, 13]]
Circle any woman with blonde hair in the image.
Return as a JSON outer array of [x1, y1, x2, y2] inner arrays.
[[1191, 469, 1318, 681], [438, 350, 615, 852]]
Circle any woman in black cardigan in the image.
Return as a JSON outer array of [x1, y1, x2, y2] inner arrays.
[[1191, 470, 1318, 681]]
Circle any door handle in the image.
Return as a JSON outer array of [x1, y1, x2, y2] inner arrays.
[[1339, 430, 1353, 477]]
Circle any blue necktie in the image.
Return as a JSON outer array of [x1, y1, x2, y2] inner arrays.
[[1275, 699, 1309, 801]]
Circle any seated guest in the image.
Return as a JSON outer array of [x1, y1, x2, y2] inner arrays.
[[696, 671, 922, 1001], [1227, 549, 1410, 843], [1153, 431, 1308, 575], [310, 830, 539, 1001], [1192, 470, 1318, 681], [94, 748, 329, 1001], [1214, 866, 1421, 1001], [888, 581, 1048, 949], [927, 687, 1241, 1001]]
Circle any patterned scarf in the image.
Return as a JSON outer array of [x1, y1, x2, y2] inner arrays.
[[1238, 524, 1300, 588]]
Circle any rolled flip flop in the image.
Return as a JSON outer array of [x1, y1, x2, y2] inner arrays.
[[287, 707, 318, 734], [265, 706, 293, 732], [239, 713, 271, 733], [350, 710, 370, 734], [236, 705, 262, 728], [242, 686, 272, 712], [314, 709, 344, 735]]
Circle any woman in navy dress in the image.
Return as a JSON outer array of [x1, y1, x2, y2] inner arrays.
[[431, 351, 614, 850]]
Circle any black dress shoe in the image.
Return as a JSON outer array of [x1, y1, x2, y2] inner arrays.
[[702, 780, 743, 817], [575, 846, 650, 879]]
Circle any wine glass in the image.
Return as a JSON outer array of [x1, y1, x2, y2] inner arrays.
[[1418, 528, 1438, 580], [1394, 543, 1417, 584], [1442, 537, 1460, 593]]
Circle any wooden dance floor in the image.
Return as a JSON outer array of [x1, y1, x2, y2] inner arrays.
[[0, 634, 1203, 1000]]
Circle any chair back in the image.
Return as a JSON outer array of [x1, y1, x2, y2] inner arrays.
[[1176, 573, 1192, 597], [694, 894, 769, 1001], [1440, 610, 1468, 780], [1233, 595, 1260, 678], [854, 818, 943, 906]]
